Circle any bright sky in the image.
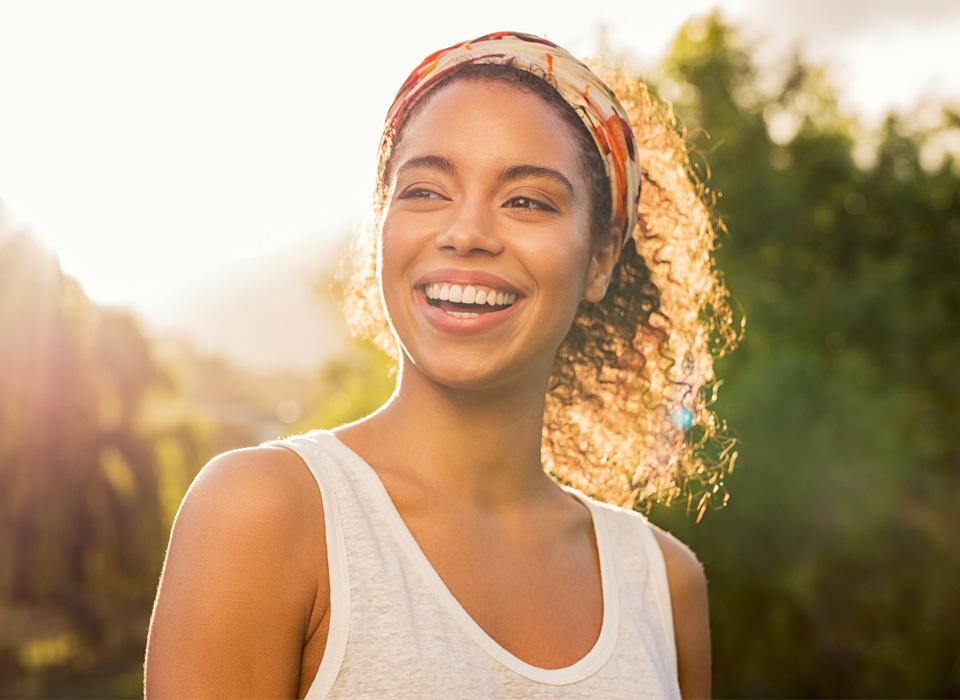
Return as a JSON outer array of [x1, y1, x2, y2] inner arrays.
[[2, 0, 958, 315]]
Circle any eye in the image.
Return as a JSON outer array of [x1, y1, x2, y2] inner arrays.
[[503, 195, 557, 213], [400, 187, 447, 201]]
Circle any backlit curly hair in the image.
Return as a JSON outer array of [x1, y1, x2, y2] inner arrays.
[[343, 62, 740, 514]]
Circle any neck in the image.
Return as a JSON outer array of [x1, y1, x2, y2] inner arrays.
[[340, 359, 556, 507]]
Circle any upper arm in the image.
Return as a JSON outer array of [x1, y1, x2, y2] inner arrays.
[[652, 527, 711, 700], [145, 446, 327, 699]]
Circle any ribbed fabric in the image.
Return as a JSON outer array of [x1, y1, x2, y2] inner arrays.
[[274, 430, 680, 699]]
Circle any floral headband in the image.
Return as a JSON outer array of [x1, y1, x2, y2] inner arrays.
[[383, 31, 642, 249]]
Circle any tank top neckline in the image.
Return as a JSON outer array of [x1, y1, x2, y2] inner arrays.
[[317, 430, 621, 686]]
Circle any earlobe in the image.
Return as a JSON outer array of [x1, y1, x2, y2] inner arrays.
[[583, 266, 610, 302], [584, 228, 620, 302]]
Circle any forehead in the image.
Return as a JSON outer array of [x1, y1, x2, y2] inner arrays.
[[392, 80, 585, 178]]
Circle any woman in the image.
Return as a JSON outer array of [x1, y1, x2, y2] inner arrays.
[[146, 31, 734, 699]]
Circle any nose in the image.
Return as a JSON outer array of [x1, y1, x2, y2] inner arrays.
[[434, 199, 504, 256]]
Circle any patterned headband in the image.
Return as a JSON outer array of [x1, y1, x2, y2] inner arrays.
[[383, 31, 642, 248]]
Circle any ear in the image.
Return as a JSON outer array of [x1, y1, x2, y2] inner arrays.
[[584, 227, 621, 302]]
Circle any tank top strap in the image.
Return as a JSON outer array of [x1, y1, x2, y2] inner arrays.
[[265, 430, 355, 698], [579, 497, 679, 680]]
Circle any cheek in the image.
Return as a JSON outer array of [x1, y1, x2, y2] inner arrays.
[[377, 214, 405, 279], [536, 233, 594, 287], [377, 235, 401, 308], [379, 208, 427, 263], [377, 217, 422, 327], [532, 247, 595, 333]]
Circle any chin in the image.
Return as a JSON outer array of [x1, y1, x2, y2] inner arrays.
[[400, 347, 551, 395]]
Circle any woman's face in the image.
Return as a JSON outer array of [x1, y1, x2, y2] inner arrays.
[[379, 80, 616, 392]]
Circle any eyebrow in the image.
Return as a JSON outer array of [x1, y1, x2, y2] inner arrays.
[[395, 155, 456, 179], [498, 165, 574, 198]]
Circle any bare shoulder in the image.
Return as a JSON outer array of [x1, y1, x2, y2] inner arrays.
[[165, 443, 329, 607], [146, 445, 327, 698], [169, 444, 326, 571], [650, 525, 707, 596], [650, 524, 712, 700], [184, 444, 321, 525]]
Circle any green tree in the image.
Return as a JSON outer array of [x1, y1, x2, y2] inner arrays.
[[0, 219, 206, 696], [648, 14, 960, 698]]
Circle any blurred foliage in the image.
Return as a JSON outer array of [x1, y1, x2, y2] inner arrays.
[[0, 214, 393, 696], [0, 226, 192, 696], [645, 13, 960, 698], [293, 339, 396, 433], [1, 12, 958, 698]]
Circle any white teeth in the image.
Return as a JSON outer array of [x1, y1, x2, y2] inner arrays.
[[423, 282, 519, 307], [447, 311, 480, 318]]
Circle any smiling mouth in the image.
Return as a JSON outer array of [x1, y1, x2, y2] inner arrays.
[[424, 283, 520, 318]]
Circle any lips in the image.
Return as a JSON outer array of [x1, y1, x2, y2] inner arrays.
[[414, 269, 524, 330]]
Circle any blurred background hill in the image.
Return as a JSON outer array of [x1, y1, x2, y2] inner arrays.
[[145, 231, 351, 373], [1, 9, 959, 699]]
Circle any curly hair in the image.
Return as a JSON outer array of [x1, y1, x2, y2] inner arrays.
[[342, 63, 740, 513]]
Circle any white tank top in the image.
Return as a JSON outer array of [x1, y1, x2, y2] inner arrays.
[[275, 430, 681, 699]]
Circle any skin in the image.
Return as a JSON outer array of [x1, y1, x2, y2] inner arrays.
[[145, 80, 711, 699]]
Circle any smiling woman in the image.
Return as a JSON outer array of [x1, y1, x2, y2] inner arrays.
[[379, 78, 605, 395], [145, 31, 735, 699]]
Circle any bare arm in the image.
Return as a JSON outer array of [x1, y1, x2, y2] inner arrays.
[[652, 527, 712, 700], [145, 446, 327, 699]]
